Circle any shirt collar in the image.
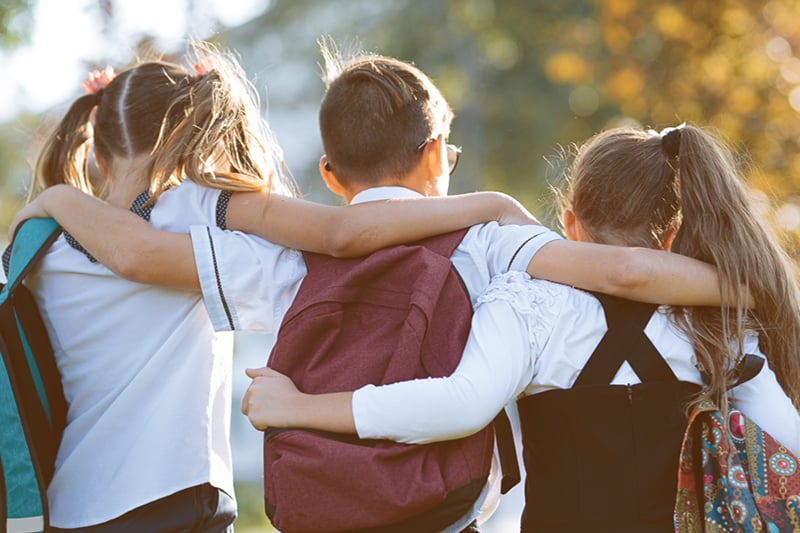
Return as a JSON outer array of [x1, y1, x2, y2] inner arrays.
[[350, 186, 423, 205]]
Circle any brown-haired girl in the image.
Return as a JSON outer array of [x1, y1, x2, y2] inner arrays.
[[241, 124, 800, 531], [5, 44, 540, 532]]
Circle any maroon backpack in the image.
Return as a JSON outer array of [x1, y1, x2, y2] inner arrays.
[[263, 229, 494, 533]]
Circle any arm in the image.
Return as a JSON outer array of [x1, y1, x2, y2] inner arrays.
[[9, 185, 198, 289], [10, 185, 536, 288], [227, 189, 538, 257], [241, 295, 536, 443], [526, 240, 744, 307]]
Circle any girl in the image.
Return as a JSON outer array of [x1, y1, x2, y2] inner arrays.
[[241, 125, 800, 531], [5, 44, 543, 533]]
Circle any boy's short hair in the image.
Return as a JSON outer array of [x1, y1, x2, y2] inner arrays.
[[319, 47, 453, 187]]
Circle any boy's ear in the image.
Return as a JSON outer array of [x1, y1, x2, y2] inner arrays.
[[319, 155, 347, 197], [420, 135, 445, 181]]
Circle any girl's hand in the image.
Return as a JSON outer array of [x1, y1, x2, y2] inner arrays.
[[241, 366, 303, 431], [494, 193, 541, 227], [8, 194, 52, 242]]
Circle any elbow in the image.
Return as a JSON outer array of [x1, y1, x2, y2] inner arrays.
[[603, 248, 655, 295], [110, 247, 151, 283], [324, 223, 371, 259]]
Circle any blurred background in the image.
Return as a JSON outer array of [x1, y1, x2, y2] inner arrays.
[[2, 0, 800, 530]]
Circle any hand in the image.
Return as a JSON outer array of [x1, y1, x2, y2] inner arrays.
[[8, 195, 52, 242], [241, 366, 303, 431], [495, 194, 541, 226]]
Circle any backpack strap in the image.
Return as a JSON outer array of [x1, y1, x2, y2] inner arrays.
[[1, 218, 61, 306], [574, 292, 675, 386], [698, 352, 764, 389]]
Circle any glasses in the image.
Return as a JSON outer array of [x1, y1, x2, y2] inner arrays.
[[416, 139, 462, 175]]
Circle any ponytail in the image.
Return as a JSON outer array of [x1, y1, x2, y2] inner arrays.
[[145, 46, 294, 203], [670, 125, 800, 409], [30, 93, 100, 201]]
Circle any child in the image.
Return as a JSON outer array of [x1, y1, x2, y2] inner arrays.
[[5, 44, 543, 533], [241, 124, 800, 531], [16, 48, 732, 531]]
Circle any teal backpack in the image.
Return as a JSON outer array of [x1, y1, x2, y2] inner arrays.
[[0, 218, 65, 533]]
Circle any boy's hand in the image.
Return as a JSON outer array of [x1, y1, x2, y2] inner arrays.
[[241, 366, 303, 431]]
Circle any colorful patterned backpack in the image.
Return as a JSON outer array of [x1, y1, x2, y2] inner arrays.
[[674, 355, 800, 532]]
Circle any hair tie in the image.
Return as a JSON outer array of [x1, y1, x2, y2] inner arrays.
[[192, 57, 216, 79], [81, 66, 116, 97]]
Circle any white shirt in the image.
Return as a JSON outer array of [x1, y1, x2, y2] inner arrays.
[[353, 272, 800, 458], [189, 186, 563, 531], [28, 181, 235, 528]]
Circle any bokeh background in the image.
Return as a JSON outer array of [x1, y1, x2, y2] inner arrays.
[[2, 0, 800, 530]]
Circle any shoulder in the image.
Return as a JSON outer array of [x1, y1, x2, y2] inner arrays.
[[151, 181, 224, 229]]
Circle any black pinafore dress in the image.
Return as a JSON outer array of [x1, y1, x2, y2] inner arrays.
[[517, 293, 701, 532]]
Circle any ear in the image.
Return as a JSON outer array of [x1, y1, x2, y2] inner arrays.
[[319, 155, 347, 197], [562, 209, 579, 241], [419, 135, 445, 181], [660, 219, 681, 251], [94, 152, 110, 180]]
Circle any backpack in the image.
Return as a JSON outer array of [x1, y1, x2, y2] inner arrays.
[[0, 218, 66, 533], [263, 229, 495, 533], [674, 354, 800, 532]]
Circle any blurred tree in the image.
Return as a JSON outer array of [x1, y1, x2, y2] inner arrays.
[[0, 0, 33, 47]]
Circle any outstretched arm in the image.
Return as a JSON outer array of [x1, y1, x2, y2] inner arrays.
[[9, 184, 537, 289], [227, 189, 538, 257], [241, 296, 535, 442], [526, 240, 744, 307]]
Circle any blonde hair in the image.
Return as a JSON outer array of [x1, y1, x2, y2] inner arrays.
[[563, 125, 800, 410], [31, 42, 295, 203]]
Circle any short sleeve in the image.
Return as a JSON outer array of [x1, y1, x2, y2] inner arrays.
[[189, 225, 306, 332]]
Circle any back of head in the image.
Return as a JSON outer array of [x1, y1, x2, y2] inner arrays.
[[32, 43, 292, 202], [566, 128, 681, 249], [319, 43, 452, 187], [566, 124, 800, 410]]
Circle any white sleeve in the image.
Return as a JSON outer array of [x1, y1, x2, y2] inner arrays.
[[352, 272, 556, 444], [189, 225, 306, 333], [466, 222, 563, 277], [729, 343, 800, 457]]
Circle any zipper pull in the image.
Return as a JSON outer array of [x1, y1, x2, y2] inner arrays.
[[627, 384, 633, 404]]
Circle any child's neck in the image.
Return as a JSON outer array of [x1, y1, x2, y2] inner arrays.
[[103, 154, 154, 208]]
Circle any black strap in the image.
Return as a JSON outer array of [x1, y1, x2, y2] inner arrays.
[[493, 409, 520, 494], [574, 293, 675, 386], [698, 352, 764, 389]]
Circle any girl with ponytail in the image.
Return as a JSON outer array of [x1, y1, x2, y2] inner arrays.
[[240, 123, 800, 531]]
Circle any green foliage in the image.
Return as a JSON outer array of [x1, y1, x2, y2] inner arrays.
[[0, 0, 33, 47]]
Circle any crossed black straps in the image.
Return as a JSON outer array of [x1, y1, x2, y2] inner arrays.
[[574, 292, 676, 387]]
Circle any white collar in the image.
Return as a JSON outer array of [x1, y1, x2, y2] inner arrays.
[[350, 186, 423, 205]]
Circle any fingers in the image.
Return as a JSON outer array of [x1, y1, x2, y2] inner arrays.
[[245, 365, 273, 378]]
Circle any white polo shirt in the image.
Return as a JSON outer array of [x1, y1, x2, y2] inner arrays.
[[189, 186, 563, 531], [352, 271, 800, 457], [25, 181, 236, 528]]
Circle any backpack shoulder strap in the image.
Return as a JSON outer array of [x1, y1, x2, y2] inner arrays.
[[416, 228, 469, 258], [1, 218, 61, 305], [698, 352, 764, 389]]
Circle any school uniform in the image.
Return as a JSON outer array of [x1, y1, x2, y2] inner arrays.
[[352, 271, 800, 530], [189, 186, 563, 532], [18, 181, 237, 530]]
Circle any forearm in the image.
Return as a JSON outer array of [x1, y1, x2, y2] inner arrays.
[[32, 185, 198, 288], [528, 240, 734, 306], [229, 191, 538, 258]]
